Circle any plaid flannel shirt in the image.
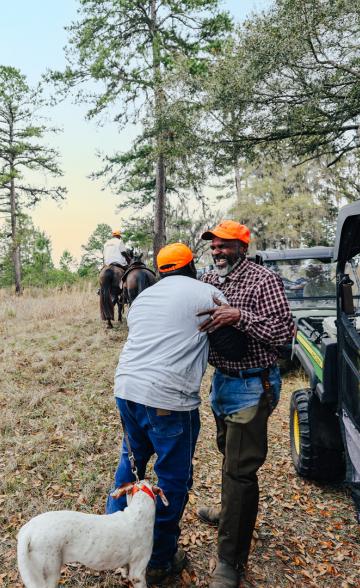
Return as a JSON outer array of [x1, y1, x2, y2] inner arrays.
[[201, 259, 294, 370]]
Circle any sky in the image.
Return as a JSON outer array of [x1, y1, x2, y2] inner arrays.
[[0, 0, 272, 265]]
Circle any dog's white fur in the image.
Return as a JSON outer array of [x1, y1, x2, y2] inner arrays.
[[17, 480, 159, 588]]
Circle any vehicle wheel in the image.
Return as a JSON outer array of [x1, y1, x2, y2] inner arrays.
[[290, 389, 345, 482], [290, 388, 312, 478]]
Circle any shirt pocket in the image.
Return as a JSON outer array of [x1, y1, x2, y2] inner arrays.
[[146, 407, 183, 437]]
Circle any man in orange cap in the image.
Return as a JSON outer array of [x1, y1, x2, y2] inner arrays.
[[197, 220, 294, 588], [106, 243, 228, 585], [103, 229, 130, 267]]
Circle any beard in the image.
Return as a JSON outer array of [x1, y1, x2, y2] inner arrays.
[[213, 253, 244, 277]]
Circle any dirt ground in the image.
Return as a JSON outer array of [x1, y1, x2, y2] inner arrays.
[[0, 287, 359, 587]]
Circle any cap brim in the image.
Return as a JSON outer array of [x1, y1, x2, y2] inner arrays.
[[159, 259, 193, 273], [201, 230, 216, 240], [201, 228, 240, 241]]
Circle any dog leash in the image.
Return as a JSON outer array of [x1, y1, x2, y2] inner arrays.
[[120, 414, 140, 483]]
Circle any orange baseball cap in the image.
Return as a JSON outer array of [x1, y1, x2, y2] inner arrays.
[[157, 243, 194, 273], [201, 220, 250, 244], [112, 229, 121, 237]]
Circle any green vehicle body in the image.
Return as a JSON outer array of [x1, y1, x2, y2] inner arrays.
[[296, 331, 323, 381]]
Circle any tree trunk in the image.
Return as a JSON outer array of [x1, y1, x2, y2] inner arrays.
[[234, 154, 241, 204], [230, 112, 242, 204], [153, 150, 166, 266], [151, 0, 166, 268], [10, 173, 22, 295]]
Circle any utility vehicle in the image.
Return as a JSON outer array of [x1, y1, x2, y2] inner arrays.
[[257, 202, 360, 518]]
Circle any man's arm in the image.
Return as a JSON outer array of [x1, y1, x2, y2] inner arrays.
[[199, 275, 294, 346], [235, 275, 294, 346]]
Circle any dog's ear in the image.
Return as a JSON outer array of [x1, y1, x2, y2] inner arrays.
[[110, 482, 134, 499], [152, 485, 169, 506]]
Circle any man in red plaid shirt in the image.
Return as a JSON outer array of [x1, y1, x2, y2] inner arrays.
[[197, 220, 294, 588]]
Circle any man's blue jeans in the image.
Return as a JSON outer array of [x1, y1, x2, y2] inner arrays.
[[106, 398, 200, 568]]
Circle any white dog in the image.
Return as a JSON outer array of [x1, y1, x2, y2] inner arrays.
[[17, 480, 168, 588]]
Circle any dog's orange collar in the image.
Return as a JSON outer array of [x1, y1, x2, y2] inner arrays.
[[131, 483, 156, 502]]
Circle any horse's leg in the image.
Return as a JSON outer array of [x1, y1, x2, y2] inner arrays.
[[111, 291, 122, 323], [100, 289, 111, 325], [118, 289, 125, 322], [118, 300, 122, 322], [113, 297, 121, 322], [100, 268, 115, 326]]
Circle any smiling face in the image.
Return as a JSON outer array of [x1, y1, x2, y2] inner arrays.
[[210, 237, 247, 276]]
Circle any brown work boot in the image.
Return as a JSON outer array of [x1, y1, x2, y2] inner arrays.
[[146, 547, 187, 585], [197, 505, 220, 526], [209, 559, 246, 588]]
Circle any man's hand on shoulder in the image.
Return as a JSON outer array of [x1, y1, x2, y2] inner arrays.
[[197, 297, 240, 332]]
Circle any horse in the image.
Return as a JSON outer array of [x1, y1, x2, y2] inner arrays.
[[122, 258, 157, 306], [99, 264, 125, 329]]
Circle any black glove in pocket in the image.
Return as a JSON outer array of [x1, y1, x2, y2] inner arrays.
[[208, 326, 248, 361]]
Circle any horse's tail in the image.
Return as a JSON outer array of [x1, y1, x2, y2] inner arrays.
[[100, 268, 114, 321], [124, 269, 155, 306], [132, 270, 155, 302], [137, 269, 154, 293]]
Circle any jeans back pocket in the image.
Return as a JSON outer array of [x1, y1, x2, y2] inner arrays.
[[146, 407, 184, 437]]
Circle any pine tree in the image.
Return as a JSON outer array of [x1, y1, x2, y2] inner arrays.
[[52, 0, 232, 264], [0, 67, 66, 293]]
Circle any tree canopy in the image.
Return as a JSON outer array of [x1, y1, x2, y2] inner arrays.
[[231, 158, 338, 250], [219, 0, 360, 166]]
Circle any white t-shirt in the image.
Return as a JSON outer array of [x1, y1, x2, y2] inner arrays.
[[103, 237, 128, 266], [114, 275, 226, 411]]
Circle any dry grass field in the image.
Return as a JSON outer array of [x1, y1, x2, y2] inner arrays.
[[0, 286, 359, 587]]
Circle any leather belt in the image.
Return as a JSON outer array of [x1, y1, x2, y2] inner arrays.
[[219, 366, 272, 379], [219, 366, 275, 409]]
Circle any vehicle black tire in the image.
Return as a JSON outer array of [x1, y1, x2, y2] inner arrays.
[[290, 388, 312, 478], [290, 388, 345, 482]]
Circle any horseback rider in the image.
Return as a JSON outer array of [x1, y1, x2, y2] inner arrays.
[[103, 229, 131, 268]]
